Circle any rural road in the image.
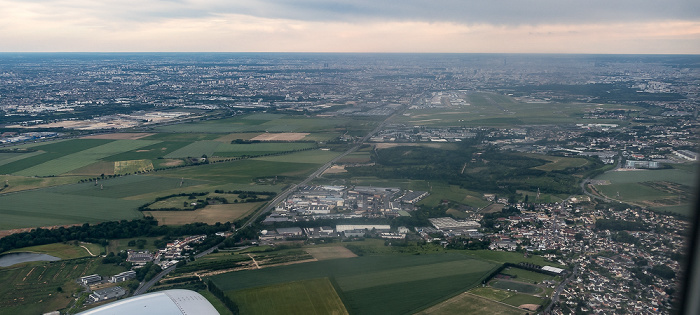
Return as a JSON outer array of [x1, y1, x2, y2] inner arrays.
[[133, 264, 177, 296]]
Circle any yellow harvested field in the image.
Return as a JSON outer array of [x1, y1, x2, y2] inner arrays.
[[305, 246, 358, 260], [251, 132, 309, 141], [143, 202, 262, 225], [114, 159, 154, 174], [80, 133, 154, 140]]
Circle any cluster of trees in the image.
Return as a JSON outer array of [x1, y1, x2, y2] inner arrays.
[[0, 218, 231, 254], [345, 146, 585, 195], [208, 280, 240, 314]]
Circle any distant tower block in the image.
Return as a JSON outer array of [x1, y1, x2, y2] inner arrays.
[[100, 184, 103, 190], [536, 188, 541, 201]]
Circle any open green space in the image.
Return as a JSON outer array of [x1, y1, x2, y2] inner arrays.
[[13, 140, 160, 176], [416, 292, 527, 315], [593, 168, 696, 215], [253, 149, 341, 164], [490, 280, 542, 294], [0, 257, 114, 315], [469, 286, 515, 301], [198, 289, 234, 315], [0, 139, 113, 175], [157, 158, 322, 184], [7, 242, 101, 259], [229, 278, 348, 315], [214, 142, 316, 157], [211, 253, 498, 315], [102, 141, 191, 161], [0, 190, 144, 230], [501, 267, 556, 283], [501, 293, 547, 307], [164, 140, 222, 158], [392, 92, 640, 127]]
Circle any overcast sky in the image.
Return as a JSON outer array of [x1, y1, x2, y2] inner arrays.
[[1, 0, 699, 53]]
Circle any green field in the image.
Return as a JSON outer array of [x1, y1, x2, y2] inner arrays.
[[13, 140, 160, 176], [164, 140, 222, 158], [0, 139, 113, 175], [0, 190, 144, 230], [392, 92, 638, 127], [214, 142, 316, 157], [253, 149, 341, 164], [501, 267, 556, 283], [198, 289, 234, 315], [417, 292, 527, 315], [230, 278, 348, 315], [593, 168, 696, 215], [0, 257, 120, 315], [469, 287, 515, 301], [501, 293, 546, 307], [211, 253, 498, 314], [490, 280, 542, 294]]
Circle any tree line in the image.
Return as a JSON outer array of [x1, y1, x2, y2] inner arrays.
[[0, 217, 231, 254]]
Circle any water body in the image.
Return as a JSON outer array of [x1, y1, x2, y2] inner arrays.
[[0, 252, 60, 267]]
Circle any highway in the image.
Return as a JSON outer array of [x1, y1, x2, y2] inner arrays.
[[133, 107, 400, 296], [240, 108, 400, 229]]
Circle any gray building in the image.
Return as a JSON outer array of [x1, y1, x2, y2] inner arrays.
[[89, 286, 126, 303]]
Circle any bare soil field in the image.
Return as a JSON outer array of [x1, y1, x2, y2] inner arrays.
[[251, 132, 309, 141], [80, 133, 154, 140], [143, 202, 262, 225], [322, 165, 347, 174], [305, 246, 358, 260]]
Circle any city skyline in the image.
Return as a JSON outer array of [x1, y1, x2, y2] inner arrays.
[[1, 0, 699, 54]]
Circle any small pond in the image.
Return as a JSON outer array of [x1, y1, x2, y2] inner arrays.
[[0, 252, 60, 267]]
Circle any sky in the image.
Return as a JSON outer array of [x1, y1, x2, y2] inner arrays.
[[1, 0, 699, 53]]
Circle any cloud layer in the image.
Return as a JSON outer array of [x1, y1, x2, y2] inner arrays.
[[1, 0, 699, 53]]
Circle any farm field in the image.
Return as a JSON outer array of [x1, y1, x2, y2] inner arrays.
[[144, 202, 264, 225], [229, 278, 348, 315], [305, 246, 357, 261], [0, 139, 113, 175], [156, 158, 324, 185], [0, 257, 113, 315], [14, 140, 160, 176], [210, 253, 499, 315], [593, 168, 696, 215], [252, 149, 341, 164], [0, 190, 144, 230], [416, 292, 527, 315], [197, 289, 234, 315]]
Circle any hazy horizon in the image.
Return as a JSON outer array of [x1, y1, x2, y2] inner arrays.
[[1, 0, 698, 54]]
